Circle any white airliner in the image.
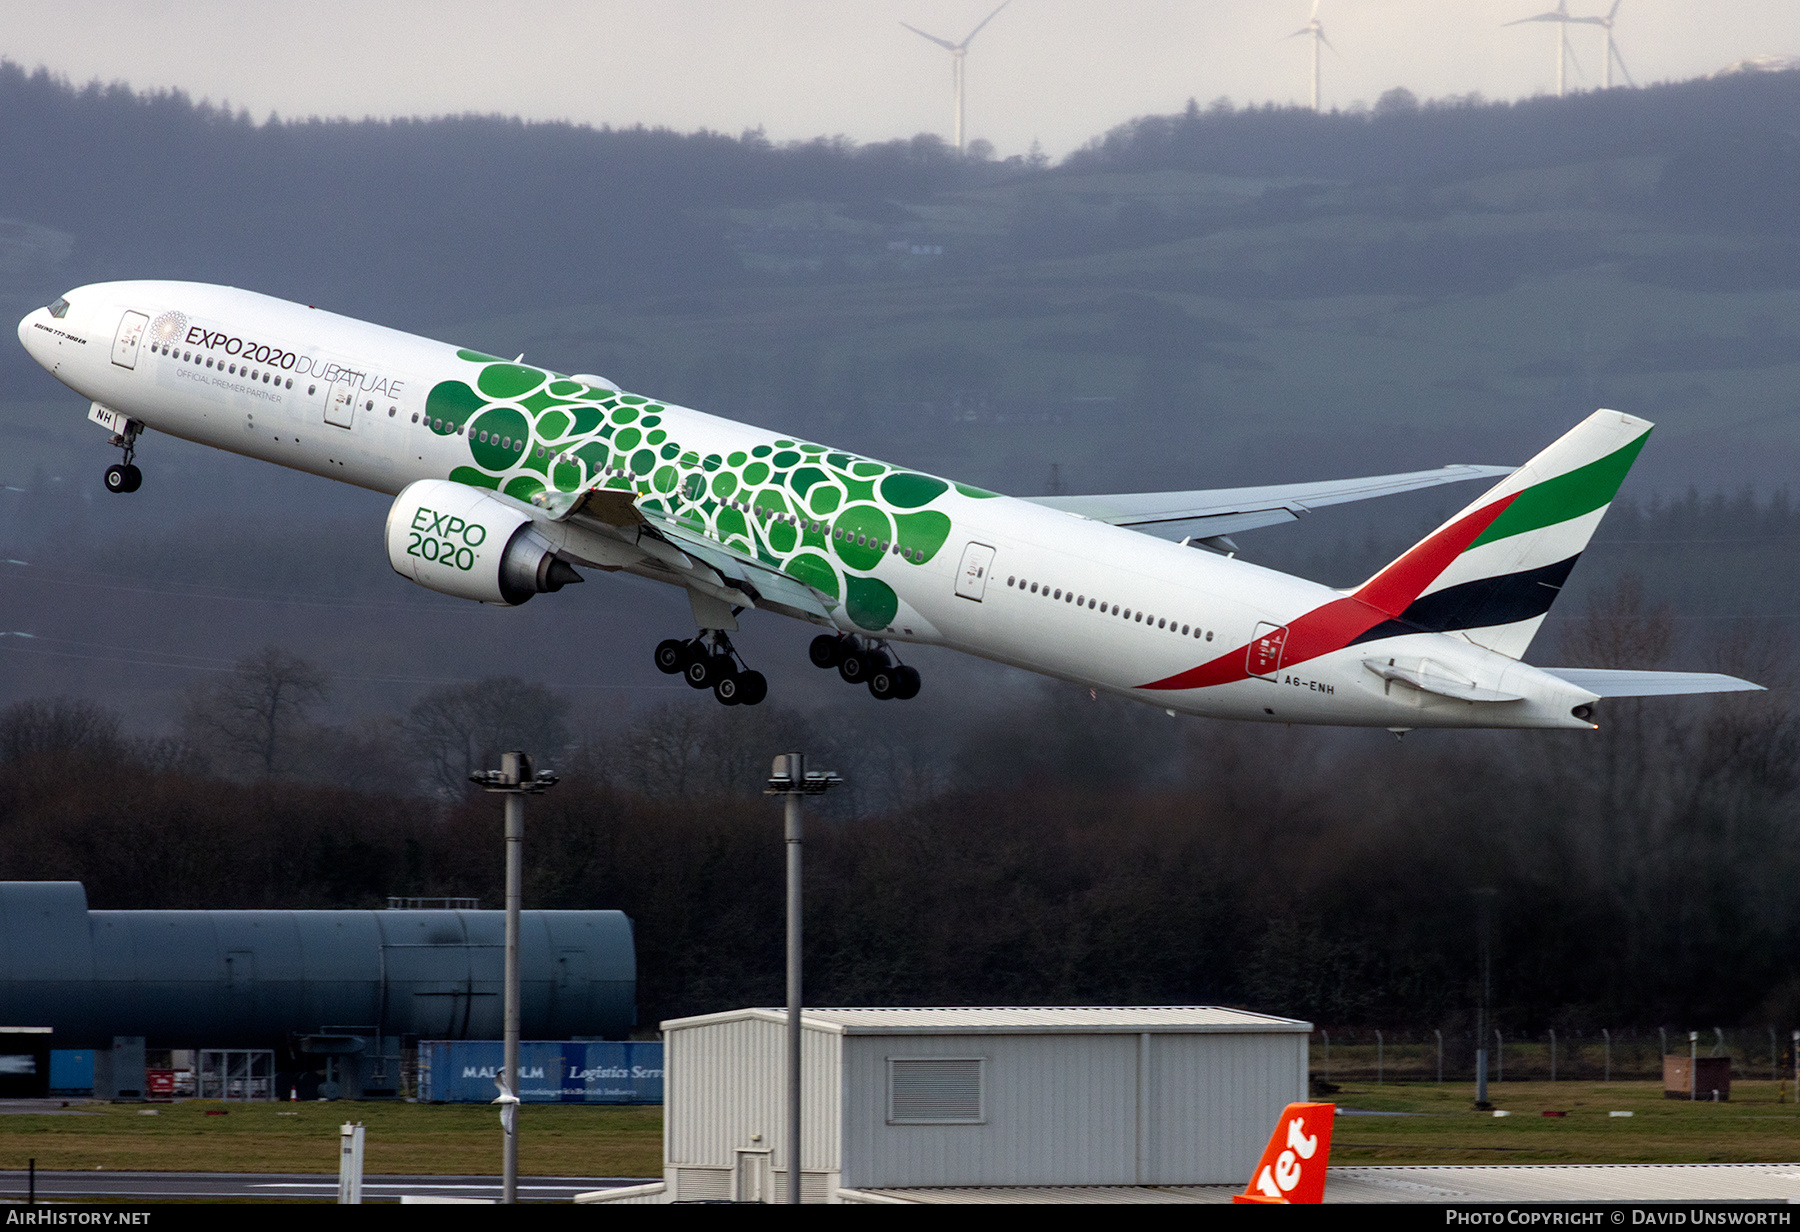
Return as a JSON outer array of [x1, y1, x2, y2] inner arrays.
[[16, 282, 1757, 726]]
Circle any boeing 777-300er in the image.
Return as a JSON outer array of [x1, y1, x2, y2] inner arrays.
[[16, 282, 1759, 726]]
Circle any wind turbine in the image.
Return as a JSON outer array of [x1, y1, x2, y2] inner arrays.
[[1285, 1, 1335, 112], [1506, 1, 1577, 98], [901, 1, 1011, 154], [1571, 0, 1634, 89]]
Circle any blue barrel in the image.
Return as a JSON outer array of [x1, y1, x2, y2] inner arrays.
[[0, 883, 635, 1046]]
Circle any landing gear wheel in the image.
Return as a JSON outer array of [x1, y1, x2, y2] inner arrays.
[[654, 639, 693, 675], [684, 654, 720, 690], [737, 670, 767, 706], [105, 464, 141, 494], [839, 649, 886, 685], [714, 672, 744, 706], [868, 666, 899, 701], [809, 635, 846, 669], [894, 665, 921, 700]]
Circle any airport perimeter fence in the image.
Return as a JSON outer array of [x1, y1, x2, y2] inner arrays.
[[1309, 1027, 1800, 1085]]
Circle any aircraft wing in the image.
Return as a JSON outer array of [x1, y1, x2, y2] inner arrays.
[[1024, 465, 1518, 543], [648, 515, 839, 623], [534, 482, 838, 622], [1537, 668, 1765, 697]]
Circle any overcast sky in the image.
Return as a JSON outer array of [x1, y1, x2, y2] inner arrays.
[[5, 1, 1798, 157]]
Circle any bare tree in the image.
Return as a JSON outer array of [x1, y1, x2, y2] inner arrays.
[[405, 677, 570, 794], [0, 698, 125, 765], [182, 646, 329, 778]]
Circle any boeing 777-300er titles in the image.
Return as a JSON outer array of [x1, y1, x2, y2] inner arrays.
[[16, 282, 1760, 726]]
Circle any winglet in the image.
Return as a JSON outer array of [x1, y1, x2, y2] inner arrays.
[[1231, 1102, 1335, 1204]]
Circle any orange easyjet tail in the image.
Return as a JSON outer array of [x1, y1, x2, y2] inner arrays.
[[1231, 1102, 1336, 1204]]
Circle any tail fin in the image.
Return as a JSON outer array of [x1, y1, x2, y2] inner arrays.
[[1233, 1102, 1336, 1204], [1349, 409, 1651, 660]]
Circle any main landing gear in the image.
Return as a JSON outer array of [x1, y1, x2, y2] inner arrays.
[[104, 422, 143, 494], [809, 634, 921, 701], [654, 632, 768, 707]]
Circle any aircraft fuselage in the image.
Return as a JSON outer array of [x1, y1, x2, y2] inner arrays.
[[18, 281, 1602, 729]]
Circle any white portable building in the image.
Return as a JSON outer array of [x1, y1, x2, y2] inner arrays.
[[583, 1005, 1310, 1204]]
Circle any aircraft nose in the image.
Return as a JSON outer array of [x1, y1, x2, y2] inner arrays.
[[16, 308, 43, 362]]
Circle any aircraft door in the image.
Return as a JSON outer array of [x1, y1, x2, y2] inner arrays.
[[111, 311, 148, 369], [955, 542, 996, 602], [325, 375, 357, 429], [1248, 622, 1288, 680]]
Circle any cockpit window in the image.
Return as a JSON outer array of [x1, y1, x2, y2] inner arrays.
[[46, 297, 69, 319]]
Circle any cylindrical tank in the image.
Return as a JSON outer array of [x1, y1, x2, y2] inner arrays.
[[0, 883, 635, 1046]]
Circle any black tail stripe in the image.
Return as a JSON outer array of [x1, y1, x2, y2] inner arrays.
[[1348, 553, 1583, 646]]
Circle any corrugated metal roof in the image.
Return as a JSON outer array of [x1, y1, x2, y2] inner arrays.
[[663, 1006, 1311, 1035]]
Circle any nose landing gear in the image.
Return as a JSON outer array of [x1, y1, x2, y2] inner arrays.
[[808, 634, 920, 701], [654, 632, 767, 707], [104, 422, 143, 493]]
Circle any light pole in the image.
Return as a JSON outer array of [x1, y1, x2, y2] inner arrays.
[[765, 753, 841, 1205], [471, 749, 558, 1205], [1474, 887, 1497, 1107], [1689, 1030, 1699, 1101]]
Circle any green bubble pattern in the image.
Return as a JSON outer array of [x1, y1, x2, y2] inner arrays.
[[427, 360, 992, 631]]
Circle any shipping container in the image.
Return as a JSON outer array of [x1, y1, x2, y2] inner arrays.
[[417, 1040, 662, 1104]]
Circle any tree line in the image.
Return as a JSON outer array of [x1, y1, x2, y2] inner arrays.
[[0, 570, 1793, 1035]]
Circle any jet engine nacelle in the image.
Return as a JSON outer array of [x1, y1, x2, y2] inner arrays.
[[385, 479, 582, 606]]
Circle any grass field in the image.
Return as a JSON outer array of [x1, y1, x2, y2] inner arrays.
[[2, 1083, 1796, 1176], [0, 1101, 662, 1178], [1327, 1080, 1800, 1166]]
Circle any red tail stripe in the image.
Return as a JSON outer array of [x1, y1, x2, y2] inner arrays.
[[1136, 493, 1517, 692], [1352, 494, 1516, 615]]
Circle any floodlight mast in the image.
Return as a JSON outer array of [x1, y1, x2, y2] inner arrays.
[[471, 750, 559, 1205], [765, 753, 842, 1204], [901, 1, 1011, 154]]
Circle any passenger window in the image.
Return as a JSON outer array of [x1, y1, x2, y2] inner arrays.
[[1053, 589, 1061, 600], [308, 385, 316, 395], [1206, 631, 1213, 641]]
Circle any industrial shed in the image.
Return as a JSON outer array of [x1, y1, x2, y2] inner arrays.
[[583, 1005, 1309, 1204]]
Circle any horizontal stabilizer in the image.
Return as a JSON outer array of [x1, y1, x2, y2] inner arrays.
[[1540, 668, 1765, 698]]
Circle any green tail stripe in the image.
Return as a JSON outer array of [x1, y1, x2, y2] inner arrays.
[[1468, 432, 1649, 550]]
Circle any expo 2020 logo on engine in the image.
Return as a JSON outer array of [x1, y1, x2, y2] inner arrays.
[[149, 311, 188, 344]]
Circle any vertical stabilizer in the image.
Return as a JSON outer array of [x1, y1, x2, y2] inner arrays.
[[1349, 409, 1651, 660], [1233, 1101, 1336, 1204]]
